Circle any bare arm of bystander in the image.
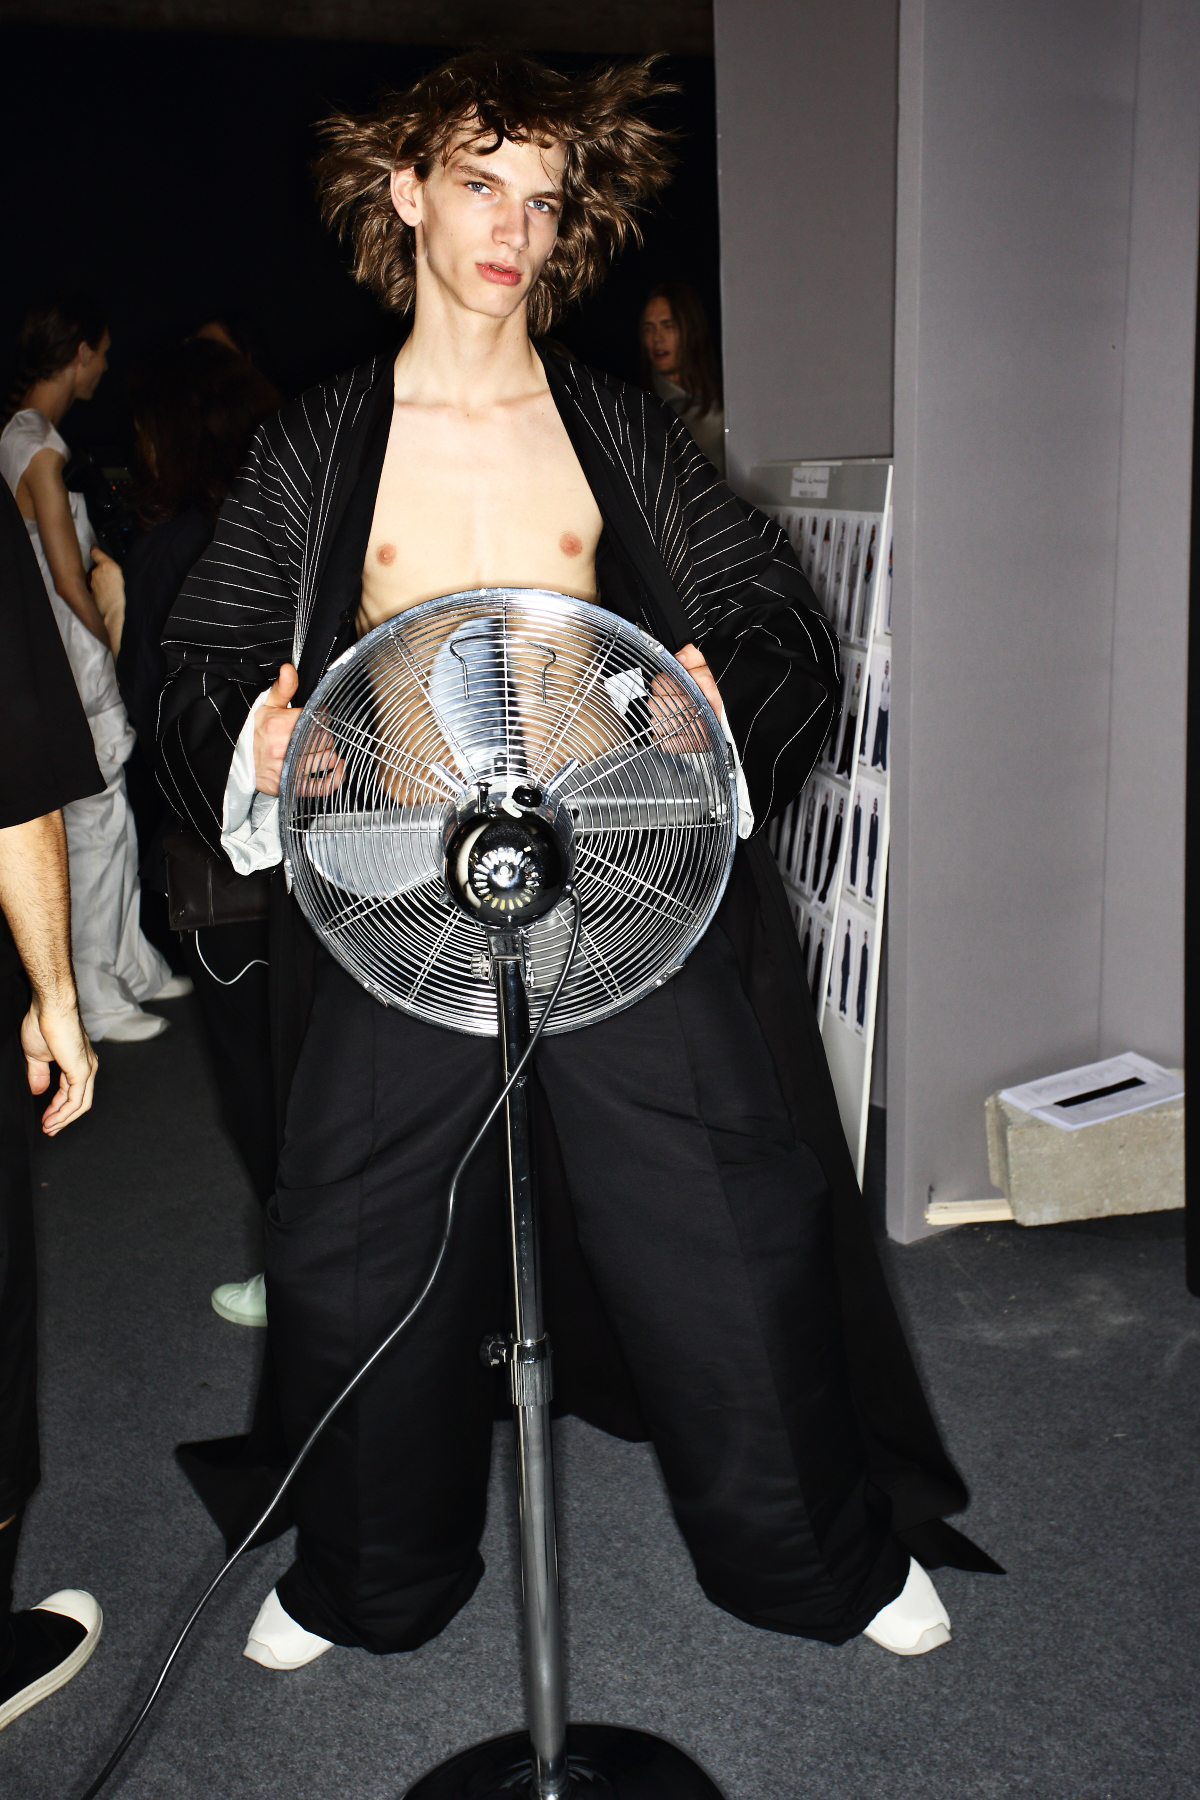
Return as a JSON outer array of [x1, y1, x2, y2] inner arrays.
[[18, 447, 113, 650], [0, 810, 97, 1135]]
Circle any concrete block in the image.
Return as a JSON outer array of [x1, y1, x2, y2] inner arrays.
[[985, 1084, 1184, 1226]]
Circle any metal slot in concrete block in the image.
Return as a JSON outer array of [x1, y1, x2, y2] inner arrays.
[[984, 1084, 1184, 1227]]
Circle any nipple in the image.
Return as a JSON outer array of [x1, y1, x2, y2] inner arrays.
[[376, 543, 398, 566], [559, 532, 583, 558]]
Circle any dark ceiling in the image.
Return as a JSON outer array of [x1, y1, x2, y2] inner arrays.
[[0, 0, 713, 55]]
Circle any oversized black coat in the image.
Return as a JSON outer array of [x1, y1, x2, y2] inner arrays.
[[160, 345, 994, 1574]]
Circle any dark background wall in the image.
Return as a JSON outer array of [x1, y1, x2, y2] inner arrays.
[[0, 23, 720, 454]]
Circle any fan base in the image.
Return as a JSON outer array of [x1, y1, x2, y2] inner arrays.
[[402, 1724, 725, 1798]]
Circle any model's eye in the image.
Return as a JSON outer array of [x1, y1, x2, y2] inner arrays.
[[528, 199, 558, 216], [465, 180, 490, 194]]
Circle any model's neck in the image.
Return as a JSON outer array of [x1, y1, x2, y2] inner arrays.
[[23, 373, 75, 427], [393, 289, 544, 410]]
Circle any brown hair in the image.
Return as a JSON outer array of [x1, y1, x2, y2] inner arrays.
[[129, 337, 281, 526], [315, 52, 676, 337], [2, 294, 107, 429], [639, 280, 722, 420]]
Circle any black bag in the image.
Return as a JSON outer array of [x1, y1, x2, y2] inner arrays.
[[164, 828, 272, 932]]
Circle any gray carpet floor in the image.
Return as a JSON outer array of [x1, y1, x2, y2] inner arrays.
[[3, 994, 1198, 1798]]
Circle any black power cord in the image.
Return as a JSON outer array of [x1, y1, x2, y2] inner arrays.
[[79, 888, 583, 1799]]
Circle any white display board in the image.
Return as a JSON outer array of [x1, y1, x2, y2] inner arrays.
[[750, 459, 893, 1182]]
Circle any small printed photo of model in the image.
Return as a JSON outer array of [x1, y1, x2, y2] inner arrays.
[[803, 511, 822, 588], [883, 530, 893, 635], [805, 781, 842, 906], [853, 917, 873, 1036], [798, 905, 813, 979], [816, 790, 845, 906], [834, 905, 874, 1035], [803, 782, 831, 897], [836, 656, 864, 777], [792, 787, 817, 887], [846, 776, 884, 903], [859, 644, 891, 773], [809, 921, 827, 1011], [815, 515, 834, 612], [828, 517, 847, 628], [840, 517, 863, 638], [854, 520, 879, 641]]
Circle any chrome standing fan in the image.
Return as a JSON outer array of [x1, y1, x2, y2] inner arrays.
[[279, 588, 738, 1800]]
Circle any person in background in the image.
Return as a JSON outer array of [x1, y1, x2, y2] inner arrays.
[[91, 336, 282, 1328], [0, 480, 104, 1729], [0, 297, 184, 1043], [191, 312, 267, 370], [639, 279, 725, 474]]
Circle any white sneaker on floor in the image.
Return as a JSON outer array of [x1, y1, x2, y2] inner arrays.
[[211, 1272, 267, 1327], [244, 1589, 332, 1671], [98, 1009, 169, 1043], [0, 1590, 103, 1729], [862, 1557, 951, 1655], [152, 974, 194, 1000]]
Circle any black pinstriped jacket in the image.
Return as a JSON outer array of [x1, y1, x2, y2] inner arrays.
[[157, 346, 977, 1557], [158, 346, 840, 850]]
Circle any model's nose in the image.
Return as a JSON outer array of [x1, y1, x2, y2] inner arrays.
[[495, 200, 529, 250]]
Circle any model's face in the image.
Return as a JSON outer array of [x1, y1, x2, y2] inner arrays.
[[640, 299, 681, 380], [392, 130, 565, 322], [75, 331, 110, 400]]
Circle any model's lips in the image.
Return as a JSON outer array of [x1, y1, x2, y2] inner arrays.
[[477, 262, 522, 286]]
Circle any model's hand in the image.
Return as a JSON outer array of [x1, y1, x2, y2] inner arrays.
[[253, 663, 302, 795], [22, 995, 98, 1136], [674, 643, 723, 720], [89, 547, 126, 657], [649, 642, 724, 751]]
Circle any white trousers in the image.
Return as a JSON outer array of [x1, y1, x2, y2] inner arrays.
[[64, 703, 170, 1040]]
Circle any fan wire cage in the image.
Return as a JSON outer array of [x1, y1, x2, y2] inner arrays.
[[280, 588, 739, 1036]]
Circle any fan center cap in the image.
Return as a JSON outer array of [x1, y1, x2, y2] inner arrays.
[[448, 807, 571, 927]]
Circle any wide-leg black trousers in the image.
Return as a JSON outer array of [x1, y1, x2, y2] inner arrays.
[[268, 924, 906, 1653]]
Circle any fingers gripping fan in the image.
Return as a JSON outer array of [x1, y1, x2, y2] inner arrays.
[[279, 588, 739, 1034]]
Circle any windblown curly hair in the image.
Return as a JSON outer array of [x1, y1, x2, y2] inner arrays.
[[315, 53, 677, 335]]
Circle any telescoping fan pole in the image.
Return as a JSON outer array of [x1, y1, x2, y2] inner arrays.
[[490, 926, 570, 1800]]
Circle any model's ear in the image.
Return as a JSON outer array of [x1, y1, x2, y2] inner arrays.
[[390, 166, 422, 227]]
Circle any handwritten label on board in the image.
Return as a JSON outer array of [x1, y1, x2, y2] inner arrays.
[[790, 465, 830, 499]]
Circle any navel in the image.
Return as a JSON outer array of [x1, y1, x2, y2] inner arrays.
[[559, 531, 583, 558], [375, 542, 398, 566]]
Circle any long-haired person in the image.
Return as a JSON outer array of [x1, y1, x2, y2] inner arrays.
[[639, 279, 725, 473], [0, 298, 179, 1042], [94, 336, 282, 1328]]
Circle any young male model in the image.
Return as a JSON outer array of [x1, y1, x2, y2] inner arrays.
[[160, 54, 988, 1672]]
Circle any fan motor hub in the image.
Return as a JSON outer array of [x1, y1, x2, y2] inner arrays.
[[445, 788, 573, 926]]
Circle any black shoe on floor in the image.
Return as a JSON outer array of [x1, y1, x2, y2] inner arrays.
[[0, 1591, 102, 1728]]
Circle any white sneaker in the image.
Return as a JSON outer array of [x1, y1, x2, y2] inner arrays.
[[0, 1590, 103, 1729], [244, 1588, 332, 1671], [98, 1009, 169, 1043], [152, 974, 194, 1000], [211, 1272, 267, 1327], [862, 1558, 951, 1655]]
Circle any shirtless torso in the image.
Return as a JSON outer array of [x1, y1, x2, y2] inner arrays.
[[356, 376, 603, 635]]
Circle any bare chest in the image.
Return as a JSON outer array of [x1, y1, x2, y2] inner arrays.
[[357, 397, 603, 634]]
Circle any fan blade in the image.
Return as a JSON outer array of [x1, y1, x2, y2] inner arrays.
[[300, 806, 444, 899]]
